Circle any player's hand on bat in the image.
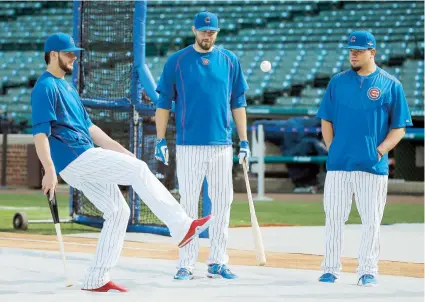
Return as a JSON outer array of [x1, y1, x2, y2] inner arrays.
[[42, 169, 58, 200], [238, 140, 251, 171], [155, 138, 169, 165]]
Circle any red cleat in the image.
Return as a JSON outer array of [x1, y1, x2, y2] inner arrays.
[[178, 214, 214, 248], [82, 281, 128, 293]]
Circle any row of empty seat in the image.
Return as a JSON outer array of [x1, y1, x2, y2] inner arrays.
[[0, 1, 423, 123]]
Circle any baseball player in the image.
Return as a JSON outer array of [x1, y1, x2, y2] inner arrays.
[[316, 31, 413, 286], [31, 33, 214, 292], [154, 12, 249, 280]]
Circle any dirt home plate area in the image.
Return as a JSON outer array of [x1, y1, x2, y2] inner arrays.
[[0, 220, 423, 302]]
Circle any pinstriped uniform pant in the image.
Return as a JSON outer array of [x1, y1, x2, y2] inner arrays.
[[60, 147, 193, 289], [176, 145, 233, 270], [321, 171, 388, 278]]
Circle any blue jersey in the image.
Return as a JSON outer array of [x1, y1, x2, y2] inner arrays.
[[316, 67, 413, 175], [156, 45, 248, 145], [31, 71, 94, 174]]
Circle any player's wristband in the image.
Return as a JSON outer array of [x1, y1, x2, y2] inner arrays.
[[240, 140, 249, 148], [377, 149, 384, 157]]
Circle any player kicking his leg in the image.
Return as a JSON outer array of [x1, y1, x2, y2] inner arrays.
[[155, 12, 250, 280], [31, 33, 214, 292]]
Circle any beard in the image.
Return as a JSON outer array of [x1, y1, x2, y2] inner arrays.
[[351, 64, 362, 72], [58, 55, 73, 74], [195, 34, 215, 51]]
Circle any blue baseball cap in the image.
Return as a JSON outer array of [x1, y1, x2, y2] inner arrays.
[[344, 31, 376, 50], [194, 12, 220, 32], [44, 33, 84, 52]]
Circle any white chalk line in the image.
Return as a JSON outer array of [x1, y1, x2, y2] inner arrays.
[[0, 206, 46, 211], [0, 237, 171, 252]]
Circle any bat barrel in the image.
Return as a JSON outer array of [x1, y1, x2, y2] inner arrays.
[[242, 160, 267, 266]]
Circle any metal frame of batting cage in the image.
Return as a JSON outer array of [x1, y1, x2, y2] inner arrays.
[[70, 0, 211, 238]]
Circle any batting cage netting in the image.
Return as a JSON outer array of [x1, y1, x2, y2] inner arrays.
[[79, 1, 133, 102], [70, 1, 210, 236]]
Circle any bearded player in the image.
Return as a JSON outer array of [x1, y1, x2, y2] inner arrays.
[[31, 33, 213, 292], [155, 12, 250, 280]]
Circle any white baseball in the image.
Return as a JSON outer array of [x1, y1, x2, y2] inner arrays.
[[260, 60, 271, 72]]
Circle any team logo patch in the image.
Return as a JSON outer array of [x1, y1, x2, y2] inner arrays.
[[205, 17, 211, 23], [367, 87, 381, 100], [350, 36, 356, 42], [367, 41, 374, 46], [70, 37, 75, 45], [202, 58, 209, 65]]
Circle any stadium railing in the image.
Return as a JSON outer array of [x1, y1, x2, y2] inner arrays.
[[234, 124, 424, 200]]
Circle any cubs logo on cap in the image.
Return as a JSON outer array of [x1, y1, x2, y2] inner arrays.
[[367, 87, 381, 100], [344, 31, 376, 50], [194, 11, 219, 32]]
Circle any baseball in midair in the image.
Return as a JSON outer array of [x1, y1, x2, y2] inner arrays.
[[260, 60, 272, 72]]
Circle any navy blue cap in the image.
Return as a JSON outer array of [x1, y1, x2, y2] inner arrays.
[[344, 31, 376, 50], [194, 12, 219, 32], [44, 33, 84, 52]]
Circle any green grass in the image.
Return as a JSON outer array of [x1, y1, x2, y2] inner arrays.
[[230, 199, 424, 227], [0, 192, 100, 235], [0, 192, 423, 235]]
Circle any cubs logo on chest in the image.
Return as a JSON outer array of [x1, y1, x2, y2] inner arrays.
[[367, 87, 381, 101], [202, 58, 210, 66]]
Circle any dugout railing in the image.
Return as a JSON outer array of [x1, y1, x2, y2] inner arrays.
[[243, 124, 424, 200]]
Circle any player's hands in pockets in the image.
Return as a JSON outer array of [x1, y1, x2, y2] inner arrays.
[[42, 169, 58, 201], [155, 138, 169, 165], [238, 140, 251, 171]]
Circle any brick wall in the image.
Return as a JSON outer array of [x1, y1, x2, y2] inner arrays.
[[0, 144, 30, 186]]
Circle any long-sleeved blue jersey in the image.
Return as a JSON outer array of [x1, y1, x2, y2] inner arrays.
[[156, 45, 248, 145]]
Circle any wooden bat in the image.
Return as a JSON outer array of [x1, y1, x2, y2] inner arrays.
[[242, 160, 267, 266], [46, 190, 73, 287], [42, 169, 72, 287]]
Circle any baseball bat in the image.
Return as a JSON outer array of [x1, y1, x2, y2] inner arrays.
[[42, 170, 73, 287], [242, 160, 267, 266]]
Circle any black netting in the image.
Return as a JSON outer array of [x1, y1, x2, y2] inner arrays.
[[79, 1, 134, 101], [72, 1, 134, 221], [72, 108, 131, 219], [142, 118, 178, 195], [137, 115, 204, 226], [73, 2, 205, 230], [392, 140, 424, 182], [72, 111, 205, 225]]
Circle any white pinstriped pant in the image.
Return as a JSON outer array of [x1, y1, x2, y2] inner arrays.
[[322, 171, 388, 278], [60, 147, 192, 289], [176, 145, 233, 270]]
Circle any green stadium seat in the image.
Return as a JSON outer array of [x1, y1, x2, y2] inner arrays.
[[276, 96, 299, 106], [0, 0, 423, 121]]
